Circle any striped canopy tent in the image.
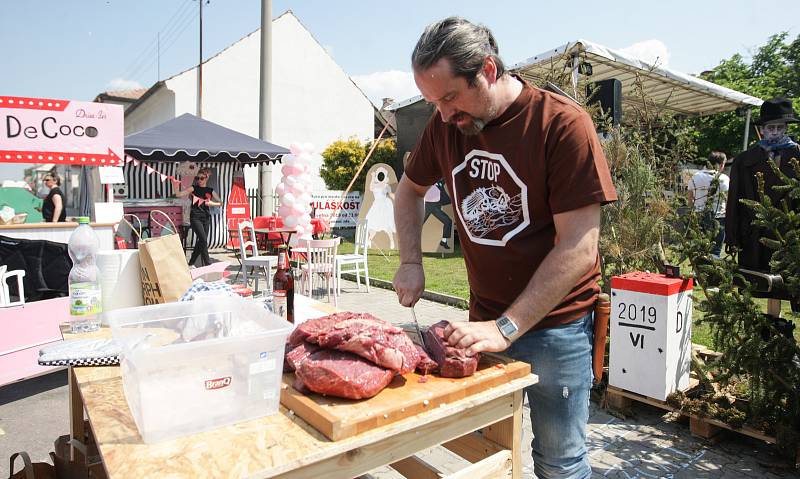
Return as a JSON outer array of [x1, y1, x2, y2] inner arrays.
[[124, 113, 288, 249]]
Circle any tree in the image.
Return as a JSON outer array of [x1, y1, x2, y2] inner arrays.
[[690, 32, 800, 157], [319, 138, 396, 191], [668, 160, 800, 455]]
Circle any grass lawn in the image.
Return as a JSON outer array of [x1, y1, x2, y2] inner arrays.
[[338, 240, 470, 300], [339, 239, 798, 348]]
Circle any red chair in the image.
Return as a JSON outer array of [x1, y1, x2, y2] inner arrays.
[[268, 216, 285, 251], [253, 216, 285, 253], [252, 216, 271, 251]]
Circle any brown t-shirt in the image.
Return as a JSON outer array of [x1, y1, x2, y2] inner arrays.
[[405, 80, 617, 329]]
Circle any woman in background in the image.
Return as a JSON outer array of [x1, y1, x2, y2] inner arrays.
[[41, 173, 66, 222], [177, 167, 221, 266]]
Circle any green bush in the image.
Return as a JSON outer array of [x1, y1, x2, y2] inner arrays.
[[320, 137, 396, 191]]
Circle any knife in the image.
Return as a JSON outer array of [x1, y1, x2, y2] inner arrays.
[[410, 306, 429, 351]]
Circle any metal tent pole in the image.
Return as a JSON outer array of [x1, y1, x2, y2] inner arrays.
[[259, 0, 274, 215], [743, 109, 752, 151]]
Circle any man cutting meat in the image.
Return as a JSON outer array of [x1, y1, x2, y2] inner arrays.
[[393, 17, 617, 478]]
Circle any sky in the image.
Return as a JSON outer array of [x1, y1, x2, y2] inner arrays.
[[2, 0, 800, 180]]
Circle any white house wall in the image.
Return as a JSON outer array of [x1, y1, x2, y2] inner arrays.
[[124, 87, 178, 135], [124, 12, 374, 193]]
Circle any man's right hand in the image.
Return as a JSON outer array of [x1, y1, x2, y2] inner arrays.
[[393, 262, 425, 307]]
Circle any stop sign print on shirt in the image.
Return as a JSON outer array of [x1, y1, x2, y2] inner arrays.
[[451, 149, 530, 247]]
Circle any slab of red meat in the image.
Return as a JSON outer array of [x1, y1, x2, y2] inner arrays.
[[314, 314, 420, 373], [288, 313, 362, 346], [284, 341, 321, 372], [415, 345, 439, 375], [295, 349, 394, 400], [290, 312, 420, 373], [423, 320, 479, 378]]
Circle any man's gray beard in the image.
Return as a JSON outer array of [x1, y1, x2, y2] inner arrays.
[[457, 117, 487, 136]]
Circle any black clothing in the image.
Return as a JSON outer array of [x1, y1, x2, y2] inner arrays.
[[188, 214, 212, 266], [0, 235, 72, 301], [725, 144, 800, 271], [188, 185, 214, 266], [42, 187, 66, 222], [191, 186, 214, 218], [423, 181, 453, 239]]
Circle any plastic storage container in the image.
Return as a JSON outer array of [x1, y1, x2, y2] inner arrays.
[[105, 296, 292, 443]]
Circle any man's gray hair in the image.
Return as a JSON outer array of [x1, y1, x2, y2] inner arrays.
[[411, 17, 506, 86]]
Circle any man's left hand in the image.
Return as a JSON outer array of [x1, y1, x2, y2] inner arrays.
[[443, 320, 511, 357]]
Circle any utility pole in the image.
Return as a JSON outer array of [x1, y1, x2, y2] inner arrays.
[[157, 32, 160, 81], [197, 0, 205, 118], [259, 0, 274, 214]]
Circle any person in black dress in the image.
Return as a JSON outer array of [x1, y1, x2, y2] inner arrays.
[[177, 168, 221, 266], [41, 173, 66, 222]]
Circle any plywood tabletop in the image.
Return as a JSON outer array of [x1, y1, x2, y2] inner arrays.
[[69, 297, 537, 478]]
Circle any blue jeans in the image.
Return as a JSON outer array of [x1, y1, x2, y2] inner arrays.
[[507, 313, 594, 479], [702, 214, 725, 257]]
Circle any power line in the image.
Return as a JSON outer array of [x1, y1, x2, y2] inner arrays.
[[126, 4, 198, 83], [114, 0, 194, 85]]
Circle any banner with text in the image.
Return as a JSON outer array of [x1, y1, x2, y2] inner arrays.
[[0, 96, 124, 166], [311, 190, 361, 228]]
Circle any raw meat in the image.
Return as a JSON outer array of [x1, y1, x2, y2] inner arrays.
[[288, 313, 355, 346], [284, 341, 321, 372], [295, 349, 394, 400], [415, 345, 439, 375], [291, 312, 420, 373], [423, 320, 480, 378]]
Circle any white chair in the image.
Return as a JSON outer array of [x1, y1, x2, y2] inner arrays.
[[0, 264, 26, 307], [237, 221, 277, 295], [336, 219, 370, 294], [298, 237, 340, 305]]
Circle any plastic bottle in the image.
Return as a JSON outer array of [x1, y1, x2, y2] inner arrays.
[[68, 217, 102, 333]]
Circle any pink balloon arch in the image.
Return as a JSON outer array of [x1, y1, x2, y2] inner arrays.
[[276, 142, 318, 245]]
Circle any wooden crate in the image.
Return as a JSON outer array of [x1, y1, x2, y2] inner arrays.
[[605, 382, 777, 445]]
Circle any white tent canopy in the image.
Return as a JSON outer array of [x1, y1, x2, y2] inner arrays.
[[511, 39, 762, 117], [389, 39, 762, 119]]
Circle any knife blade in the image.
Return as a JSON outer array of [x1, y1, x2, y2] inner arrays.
[[409, 306, 428, 351]]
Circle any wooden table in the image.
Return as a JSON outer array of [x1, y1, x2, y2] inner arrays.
[[67, 298, 537, 478]]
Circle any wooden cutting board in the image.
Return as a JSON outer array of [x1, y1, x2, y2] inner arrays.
[[280, 353, 530, 441]]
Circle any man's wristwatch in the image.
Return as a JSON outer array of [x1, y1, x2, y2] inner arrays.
[[495, 315, 520, 343]]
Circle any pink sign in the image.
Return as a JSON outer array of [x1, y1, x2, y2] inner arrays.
[[0, 95, 123, 165]]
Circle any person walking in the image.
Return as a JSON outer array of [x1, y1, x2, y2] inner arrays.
[[177, 167, 221, 266], [393, 17, 617, 478]]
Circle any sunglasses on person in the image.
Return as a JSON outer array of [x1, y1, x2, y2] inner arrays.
[[196, 175, 208, 180]]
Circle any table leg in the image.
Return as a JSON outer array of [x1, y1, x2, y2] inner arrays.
[[69, 367, 85, 463], [481, 389, 523, 479]]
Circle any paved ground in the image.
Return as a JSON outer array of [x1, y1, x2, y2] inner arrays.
[[1, 252, 798, 478]]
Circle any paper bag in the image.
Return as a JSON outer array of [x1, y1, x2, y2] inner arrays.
[[138, 232, 192, 304]]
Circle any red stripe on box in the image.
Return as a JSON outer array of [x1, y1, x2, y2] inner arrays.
[[611, 272, 693, 296]]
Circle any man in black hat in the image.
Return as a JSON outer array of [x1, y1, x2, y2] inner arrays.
[[726, 96, 800, 271]]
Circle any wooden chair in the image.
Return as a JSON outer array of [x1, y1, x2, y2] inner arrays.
[[297, 237, 341, 305], [237, 221, 277, 295], [336, 219, 370, 294]]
